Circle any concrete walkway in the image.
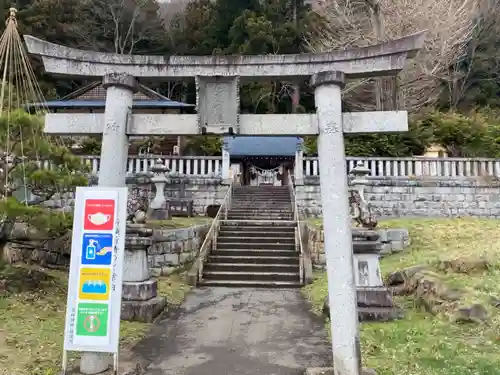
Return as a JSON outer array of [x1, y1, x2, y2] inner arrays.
[[134, 287, 332, 375]]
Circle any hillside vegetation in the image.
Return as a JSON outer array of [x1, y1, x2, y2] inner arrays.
[[304, 218, 500, 375]]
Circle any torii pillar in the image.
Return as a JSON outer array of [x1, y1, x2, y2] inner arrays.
[[312, 71, 360, 374], [24, 31, 426, 375]]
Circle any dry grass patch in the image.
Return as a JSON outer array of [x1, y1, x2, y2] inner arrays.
[[0, 263, 190, 375], [304, 217, 500, 375]]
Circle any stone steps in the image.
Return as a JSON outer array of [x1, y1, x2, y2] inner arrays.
[[204, 262, 299, 273], [207, 255, 300, 265], [227, 208, 293, 214], [218, 230, 294, 238], [198, 279, 302, 288], [231, 200, 290, 203], [220, 221, 296, 229], [229, 205, 293, 210], [200, 186, 301, 288], [202, 270, 300, 282], [227, 212, 293, 217], [211, 248, 297, 257], [217, 242, 295, 250], [226, 214, 294, 221], [217, 236, 295, 244]]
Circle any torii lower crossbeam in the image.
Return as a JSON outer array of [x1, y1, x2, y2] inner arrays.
[[43, 112, 408, 136]]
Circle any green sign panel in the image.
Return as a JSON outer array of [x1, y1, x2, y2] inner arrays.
[[76, 302, 109, 337]]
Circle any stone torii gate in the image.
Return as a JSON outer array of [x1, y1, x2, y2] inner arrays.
[[25, 32, 425, 375]]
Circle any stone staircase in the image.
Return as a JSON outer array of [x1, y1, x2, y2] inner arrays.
[[199, 186, 303, 288]]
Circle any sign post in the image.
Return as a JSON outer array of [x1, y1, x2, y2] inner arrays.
[[62, 187, 128, 374]]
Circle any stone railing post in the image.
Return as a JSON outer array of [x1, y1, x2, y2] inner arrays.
[[121, 224, 166, 322], [294, 139, 304, 185], [222, 138, 231, 185], [147, 158, 171, 220]]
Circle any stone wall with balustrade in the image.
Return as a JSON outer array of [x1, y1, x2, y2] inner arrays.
[[39, 155, 500, 218], [62, 155, 500, 179], [303, 156, 500, 178], [76, 155, 223, 177], [297, 177, 500, 218], [125, 175, 228, 216], [298, 156, 500, 218]]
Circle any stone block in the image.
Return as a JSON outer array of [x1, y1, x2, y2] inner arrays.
[[386, 229, 408, 243], [150, 267, 161, 277], [180, 252, 193, 264], [161, 266, 177, 276], [358, 307, 404, 322], [165, 253, 180, 266], [379, 243, 392, 256], [122, 279, 158, 301], [376, 229, 388, 243], [121, 296, 167, 323], [152, 230, 177, 242], [147, 208, 171, 220], [152, 254, 165, 267], [357, 287, 393, 308], [123, 249, 150, 282], [390, 240, 404, 252], [323, 292, 402, 322], [304, 367, 377, 375]]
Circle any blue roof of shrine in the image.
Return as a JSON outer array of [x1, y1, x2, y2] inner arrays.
[[28, 99, 193, 109], [225, 136, 301, 157], [25, 81, 193, 111]]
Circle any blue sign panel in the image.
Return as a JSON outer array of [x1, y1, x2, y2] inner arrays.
[[81, 233, 113, 265]]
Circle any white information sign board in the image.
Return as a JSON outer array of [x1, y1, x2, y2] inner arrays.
[[63, 187, 127, 353]]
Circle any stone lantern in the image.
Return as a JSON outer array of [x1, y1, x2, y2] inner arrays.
[[349, 162, 401, 321], [147, 158, 171, 220], [349, 161, 377, 229]]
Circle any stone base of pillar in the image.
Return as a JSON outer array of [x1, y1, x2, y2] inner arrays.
[[121, 229, 166, 323], [357, 286, 404, 322], [323, 287, 404, 322], [122, 278, 166, 322], [79, 352, 110, 374], [222, 178, 232, 185], [305, 367, 377, 375], [121, 295, 167, 323], [147, 207, 171, 220]]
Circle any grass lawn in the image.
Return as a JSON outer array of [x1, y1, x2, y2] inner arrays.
[[145, 216, 212, 229], [0, 263, 191, 375], [303, 217, 500, 375]]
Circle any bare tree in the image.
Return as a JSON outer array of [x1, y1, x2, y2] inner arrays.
[[79, 0, 163, 54], [158, 0, 190, 30], [307, 0, 480, 112], [448, 0, 500, 109]]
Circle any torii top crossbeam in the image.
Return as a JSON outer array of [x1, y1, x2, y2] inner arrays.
[[24, 32, 425, 80]]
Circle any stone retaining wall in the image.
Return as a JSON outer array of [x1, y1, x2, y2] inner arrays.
[[2, 222, 211, 274], [297, 176, 500, 218], [148, 223, 210, 276], [43, 176, 229, 216], [304, 224, 410, 271]]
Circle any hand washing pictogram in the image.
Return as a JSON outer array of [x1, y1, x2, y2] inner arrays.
[[81, 233, 113, 265]]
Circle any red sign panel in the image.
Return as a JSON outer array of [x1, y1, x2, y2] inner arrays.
[[83, 199, 116, 231]]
